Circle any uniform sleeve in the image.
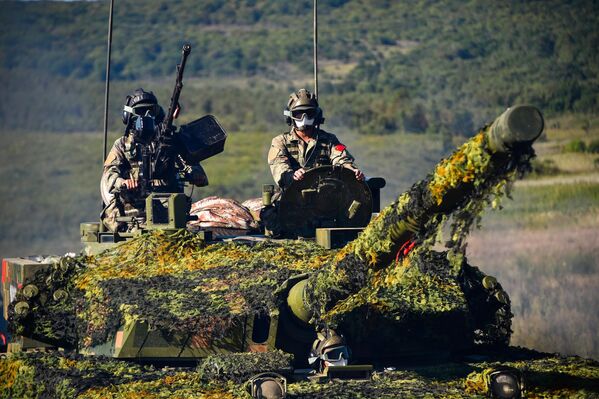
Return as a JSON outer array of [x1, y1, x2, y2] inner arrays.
[[102, 140, 127, 195], [329, 134, 358, 168], [268, 135, 295, 188]]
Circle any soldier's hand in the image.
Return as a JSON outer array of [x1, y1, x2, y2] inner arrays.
[[190, 172, 208, 187], [354, 169, 365, 181], [123, 178, 138, 191], [293, 168, 306, 181]]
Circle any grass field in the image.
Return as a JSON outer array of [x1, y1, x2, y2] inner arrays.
[[0, 114, 598, 360], [469, 183, 599, 360]]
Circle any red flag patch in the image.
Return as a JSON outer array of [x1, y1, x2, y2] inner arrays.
[[335, 144, 346, 151]]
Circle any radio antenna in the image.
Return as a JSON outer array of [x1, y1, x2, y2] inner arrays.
[[102, 0, 115, 162], [313, 0, 318, 99]]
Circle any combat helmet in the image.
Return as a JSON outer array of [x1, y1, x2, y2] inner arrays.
[[122, 88, 164, 128], [283, 88, 324, 130], [308, 329, 350, 371]]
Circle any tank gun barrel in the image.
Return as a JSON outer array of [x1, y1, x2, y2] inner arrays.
[[296, 105, 543, 324], [486, 105, 544, 152]]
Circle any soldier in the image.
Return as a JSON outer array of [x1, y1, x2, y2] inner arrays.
[[268, 88, 364, 190], [309, 329, 351, 372], [101, 88, 208, 232]]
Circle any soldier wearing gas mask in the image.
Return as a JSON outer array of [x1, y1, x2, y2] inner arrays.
[[101, 88, 208, 232], [308, 329, 351, 373], [268, 88, 364, 189]]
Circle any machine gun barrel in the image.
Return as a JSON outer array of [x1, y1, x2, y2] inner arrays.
[[164, 43, 191, 133]]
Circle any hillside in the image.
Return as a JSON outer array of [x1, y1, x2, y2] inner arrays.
[[0, 0, 598, 134]]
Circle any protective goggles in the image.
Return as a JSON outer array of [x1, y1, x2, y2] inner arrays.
[[308, 345, 350, 366], [284, 108, 318, 121], [322, 346, 350, 361], [123, 103, 161, 117]]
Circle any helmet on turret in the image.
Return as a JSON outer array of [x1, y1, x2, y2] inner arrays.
[[309, 329, 350, 371], [283, 88, 324, 130]]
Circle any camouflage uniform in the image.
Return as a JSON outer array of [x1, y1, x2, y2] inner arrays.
[[268, 128, 358, 189], [101, 134, 208, 232]]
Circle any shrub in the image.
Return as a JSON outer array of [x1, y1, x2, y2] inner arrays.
[[587, 139, 599, 153], [563, 139, 587, 153], [530, 158, 560, 176]]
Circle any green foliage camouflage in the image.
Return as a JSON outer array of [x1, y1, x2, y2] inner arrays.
[[9, 233, 333, 348], [1, 348, 598, 398], [196, 351, 293, 384], [302, 127, 531, 349]]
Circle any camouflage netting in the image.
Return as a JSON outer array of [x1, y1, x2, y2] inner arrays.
[[9, 233, 334, 348], [1, 348, 597, 398], [195, 351, 293, 383]]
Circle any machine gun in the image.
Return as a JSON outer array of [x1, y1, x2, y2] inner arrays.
[[132, 43, 226, 199], [104, 44, 227, 234], [163, 44, 191, 135], [132, 44, 192, 199]]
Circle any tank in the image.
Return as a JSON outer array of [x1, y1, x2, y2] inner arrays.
[[2, 106, 598, 399]]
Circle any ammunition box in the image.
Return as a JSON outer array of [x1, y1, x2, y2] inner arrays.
[[178, 114, 227, 164]]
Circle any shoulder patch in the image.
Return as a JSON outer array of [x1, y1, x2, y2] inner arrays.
[[268, 146, 281, 163], [335, 144, 347, 152]]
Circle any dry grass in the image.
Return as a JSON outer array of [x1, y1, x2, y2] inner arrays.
[[468, 222, 599, 360], [543, 113, 599, 141], [544, 152, 599, 174], [467, 177, 599, 360], [530, 113, 599, 178]]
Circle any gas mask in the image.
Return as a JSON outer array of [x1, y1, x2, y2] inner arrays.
[[132, 114, 157, 144], [284, 108, 318, 131], [321, 346, 349, 367]]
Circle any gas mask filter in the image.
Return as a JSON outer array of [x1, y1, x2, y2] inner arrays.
[[133, 114, 157, 144]]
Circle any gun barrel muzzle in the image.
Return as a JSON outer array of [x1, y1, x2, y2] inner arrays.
[[487, 105, 544, 152]]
